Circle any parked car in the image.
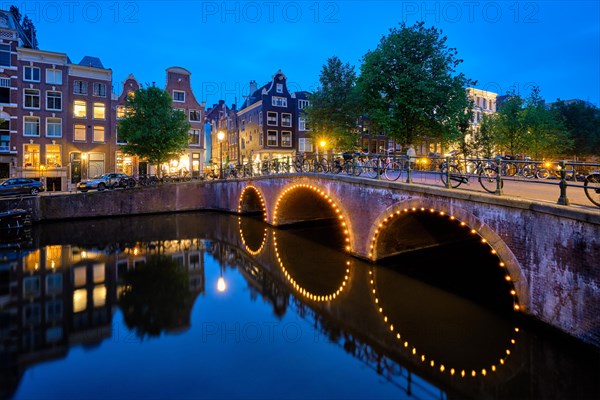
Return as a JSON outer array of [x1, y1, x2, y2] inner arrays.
[[0, 178, 45, 196], [77, 173, 135, 192]]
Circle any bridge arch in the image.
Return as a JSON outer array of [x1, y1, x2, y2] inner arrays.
[[271, 183, 352, 252], [367, 199, 529, 312], [238, 185, 267, 222]]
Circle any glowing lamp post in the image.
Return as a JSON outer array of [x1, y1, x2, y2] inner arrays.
[[217, 130, 225, 179]]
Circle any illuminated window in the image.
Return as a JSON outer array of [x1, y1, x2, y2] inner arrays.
[[281, 131, 292, 147], [46, 91, 62, 111], [73, 100, 86, 118], [24, 89, 40, 109], [46, 69, 62, 84], [267, 130, 277, 146], [281, 113, 292, 127], [74, 124, 86, 141], [93, 103, 105, 119], [117, 105, 125, 118], [73, 80, 87, 95], [73, 266, 86, 287], [93, 126, 105, 143], [23, 144, 40, 167], [189, 129, 200, 145], [46, 118, 62, 138], [45, 144, 61, 166], [127, 91, 135, 99], [93, 286, 106, 307], [93, 83, 106, 97], [73, 289, 87, 313], [24, 66, 40, 82], [24, 116, 40, 136], [93, 264, 105, 283]]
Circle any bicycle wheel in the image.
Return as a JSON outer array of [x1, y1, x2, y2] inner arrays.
[[584, 174, 600, 207], [522, 163, 536, 178], [536, 168, 550, 179], [384, 161, 402, 181], [353, 161, 363, 176], [364, 160, 379, 179], [479, 167, 501, 193], [503, 163, 517, 177], [440, 164, 463, 188], [320, 159, 330, 173]]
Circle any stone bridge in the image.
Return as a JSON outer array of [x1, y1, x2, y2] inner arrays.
[[4, 173, 600, 346]]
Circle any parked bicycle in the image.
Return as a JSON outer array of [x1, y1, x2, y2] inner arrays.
[[439, 158, 501, 193], [584, 173, 600, 207]]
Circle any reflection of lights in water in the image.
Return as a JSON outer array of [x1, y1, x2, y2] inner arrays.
[[368, 206, 522, 311], [272, 183, 351, 252], [217, 276, 227, 292], [238, 217, 267, 256], [368, 265, 521, 378], [81, 251, 87, 258], [238, 185, 267, 222], [273, 231, 350, 303]]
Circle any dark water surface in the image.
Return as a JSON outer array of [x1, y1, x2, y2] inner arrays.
[[1, 212, 598, 399]]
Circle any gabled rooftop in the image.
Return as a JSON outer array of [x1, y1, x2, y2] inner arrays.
[[78, 56, 105, 69]]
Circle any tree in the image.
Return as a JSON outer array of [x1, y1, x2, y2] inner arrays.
[[490, 92, 526, 156], [118, 86, 191, 175], [21, 15, 38, 48], [357, 21, 474, 147], [9, 5, 21, 23], [551, 100, 600, 158], [304, 56, 361, 150]]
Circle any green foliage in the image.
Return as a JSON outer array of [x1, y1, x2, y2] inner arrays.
[[551, 100, 600, 157], [486, 87, 572, 159], [118, 86, 191, 173], [357, 21, 474, 146], [305, 56, 362, 151], [21, 15, 37, 48], [118, 255, 193, 338]]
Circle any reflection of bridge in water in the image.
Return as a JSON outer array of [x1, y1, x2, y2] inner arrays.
[[1, 212, 598, 399]]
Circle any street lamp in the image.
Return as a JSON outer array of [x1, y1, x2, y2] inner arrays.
[[217, 130, 225, 179]]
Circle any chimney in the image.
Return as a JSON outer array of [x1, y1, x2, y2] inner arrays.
[[249, 80, 257, 95]]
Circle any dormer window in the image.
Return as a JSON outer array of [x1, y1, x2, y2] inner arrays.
[[276, 83, 283, 93]]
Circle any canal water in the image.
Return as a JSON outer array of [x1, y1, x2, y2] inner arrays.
[[1, 212, 598, 399]]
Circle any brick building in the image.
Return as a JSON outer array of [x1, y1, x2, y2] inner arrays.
[[205, 100, 237, 167]]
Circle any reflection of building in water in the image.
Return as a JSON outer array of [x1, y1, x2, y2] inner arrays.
[[0, 239, 206, 398]]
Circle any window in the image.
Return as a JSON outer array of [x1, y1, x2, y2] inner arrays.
[[189, 110, 201, 121], [298, 138, 313, 152], [241, 119, 245, 131], [299, 117, 308, 131], [258, 112, 263, 125], [46, 274, 63, 295], [93, 126, 105, 142], [281, 131, 292, 147], [189, 129, 200, 145], [173, 90, 185, 102], [73, 289, 87, 313], [272, 96, 287, 107], [74, 100, 86, 118], [46, 69, 62, 84], [23, 276, 40, 297], [276, 83, 283, 93], [93, 83, 106, 97], [267, 130, 278, 146], [23, 144, 40, 167], [0, 77, 10, 103], [93, 264, 105, 283], [24, 66, 40, 82], [0, 44, 10, 67], [267, 111, 277, 126], [93, 103, 105, 119], [24, 116, 40, 136], [46, 118, 62, 138], [24, 89, 40, 109], [117, 105, 125, 118], [298, 99, 310, 109], [74, 124, 86, 141], [0, 120, 9, 150], [46, 299, 63, 321], [73, 80, 87, 95], [281, 113, 292, 127], [46, 91, 62, 111], [94, 285, 106, 307], [46, 143, 62, 166]]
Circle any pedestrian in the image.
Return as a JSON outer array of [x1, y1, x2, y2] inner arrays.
[[406, 144, 416, 169]]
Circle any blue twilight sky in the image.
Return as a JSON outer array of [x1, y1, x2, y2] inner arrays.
[[12, 0, 600, 108]]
